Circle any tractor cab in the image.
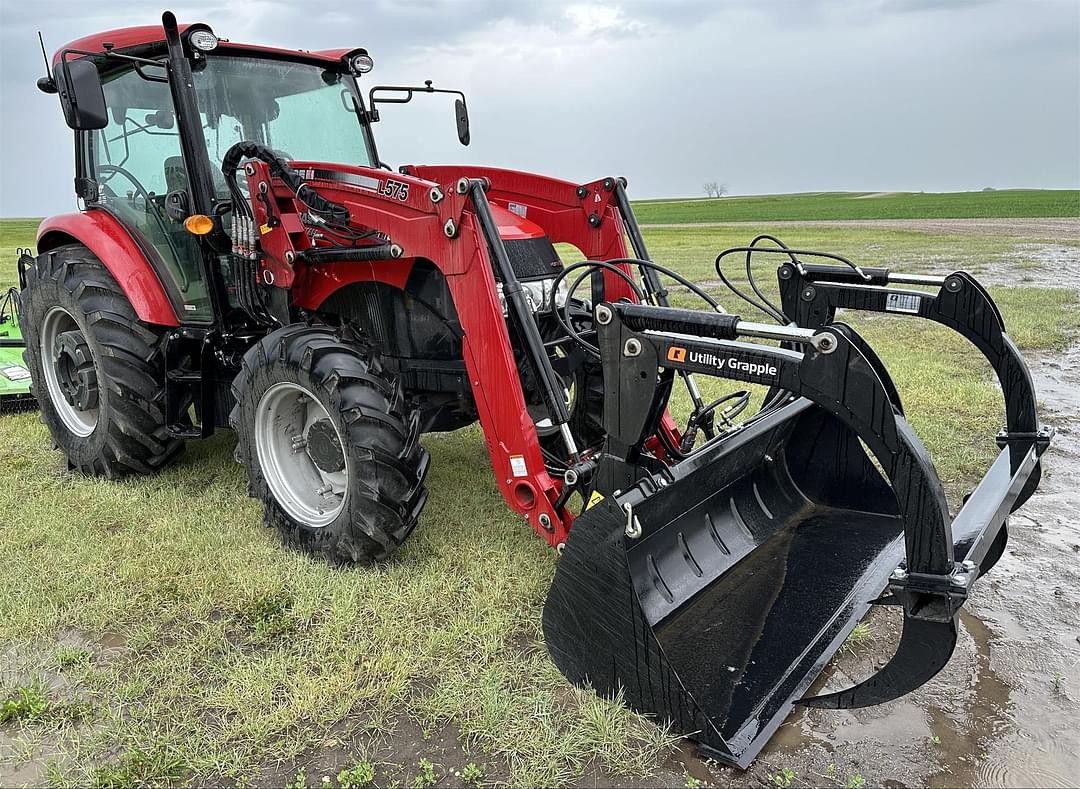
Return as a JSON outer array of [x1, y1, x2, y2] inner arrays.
[[44, 17, 465, 327]]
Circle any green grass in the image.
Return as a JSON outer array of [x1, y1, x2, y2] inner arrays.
[[1, 214, 1078, 786], [631, 189, 1080, 224]]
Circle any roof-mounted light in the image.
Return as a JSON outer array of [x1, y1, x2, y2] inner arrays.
[[189, 30, 219, 52], [350, 53, 374, 74]]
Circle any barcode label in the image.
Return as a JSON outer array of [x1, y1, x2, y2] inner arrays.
[[886, 292, 921, 314]]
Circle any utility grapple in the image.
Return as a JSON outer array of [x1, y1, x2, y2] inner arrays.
[[17, 12, 1049, 767]]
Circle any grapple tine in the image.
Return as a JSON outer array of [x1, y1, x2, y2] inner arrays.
[[798, 616, 958, 709]]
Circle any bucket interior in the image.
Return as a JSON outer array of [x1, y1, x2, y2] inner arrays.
[[544, 399, 908, 767]]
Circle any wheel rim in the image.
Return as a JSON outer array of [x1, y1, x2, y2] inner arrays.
[[40, 306, 98, 437], [254, 382, 349, 527]]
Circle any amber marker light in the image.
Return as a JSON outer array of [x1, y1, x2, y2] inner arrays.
[[184, 214, 215, 235]]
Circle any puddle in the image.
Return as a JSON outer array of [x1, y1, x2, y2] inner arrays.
[[0, 628, 124, 787], [976, 243, 1080, 289]]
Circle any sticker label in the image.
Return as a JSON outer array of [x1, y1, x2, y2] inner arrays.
[[508, 202, 528, 218], [1, 365, 30, 381], [586, 490, 605, 510], [671, 346, 779, 380], [259, 223, 272, 235], [886, 292, 921, 314], [510, 455, 528, 478]]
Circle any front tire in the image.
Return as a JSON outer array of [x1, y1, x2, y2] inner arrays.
[[230, 325, 429, 564], [19, 244, 183, 477]]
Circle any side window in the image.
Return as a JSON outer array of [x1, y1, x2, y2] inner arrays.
[[201, 110, 245, 200], [90, 66, 212, 322]]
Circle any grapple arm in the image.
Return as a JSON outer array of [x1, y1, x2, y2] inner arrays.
[[778, 263, 1043, 455], [777, 262, 1053, 562]]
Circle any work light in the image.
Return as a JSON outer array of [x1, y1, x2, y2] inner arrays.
[[189, 30, 219, 52], [350, 53, 374, 74]]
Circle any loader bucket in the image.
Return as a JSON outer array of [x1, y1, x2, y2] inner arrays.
[[544, 399, 909, 767], [542, 294, 1049, 767]]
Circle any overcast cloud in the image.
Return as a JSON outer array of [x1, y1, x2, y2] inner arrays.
[[1, 0, 1077, 216]]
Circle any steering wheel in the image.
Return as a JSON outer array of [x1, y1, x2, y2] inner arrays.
[[96, 164, 190, 289], [96, 164, 156, 211]]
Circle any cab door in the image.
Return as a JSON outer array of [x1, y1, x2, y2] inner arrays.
[[85, 63, 213, 323]]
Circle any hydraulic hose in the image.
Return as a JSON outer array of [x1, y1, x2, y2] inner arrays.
[[220, 141, 351, 224]]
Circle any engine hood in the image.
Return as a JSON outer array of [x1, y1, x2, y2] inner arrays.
[[489, 203, 548, 241]]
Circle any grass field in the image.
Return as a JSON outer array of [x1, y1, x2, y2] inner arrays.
[[1, 203, 1079, 787], [630, 189, 1080, 224]]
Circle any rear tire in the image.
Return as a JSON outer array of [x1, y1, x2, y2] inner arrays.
[[230, 324, 430, 564], [19, 244, 183, 477]]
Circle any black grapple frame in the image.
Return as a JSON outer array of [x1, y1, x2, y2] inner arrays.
[[543, 260, 1050, 767]]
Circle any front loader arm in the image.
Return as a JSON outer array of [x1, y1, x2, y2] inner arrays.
[[245, 155, 668, 545]]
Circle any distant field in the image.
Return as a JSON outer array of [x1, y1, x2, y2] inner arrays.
[[631, 189, 1080, 224]]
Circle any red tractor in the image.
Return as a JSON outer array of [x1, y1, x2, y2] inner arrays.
[[18, 11, 1051, 767]]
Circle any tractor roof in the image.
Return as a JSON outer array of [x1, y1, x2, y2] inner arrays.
[[54, 24, 354, 67]]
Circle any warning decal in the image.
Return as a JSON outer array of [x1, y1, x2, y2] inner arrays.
[[510, 455, 528, 478]]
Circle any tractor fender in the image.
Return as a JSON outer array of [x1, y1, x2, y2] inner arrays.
[[36, 210, 179, 327]]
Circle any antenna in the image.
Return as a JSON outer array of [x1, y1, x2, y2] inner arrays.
[[35, 31, 58, 94], [38, 31, 52, 79]]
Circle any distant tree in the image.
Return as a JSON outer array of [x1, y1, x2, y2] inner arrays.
[[703, 182, 728, 199], [982, 186, 996, 192], [717, 183, 729, 197]]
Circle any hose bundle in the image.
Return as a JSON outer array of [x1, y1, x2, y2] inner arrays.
[[220, 141, 351, 224]]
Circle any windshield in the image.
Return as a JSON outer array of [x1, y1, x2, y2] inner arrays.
[[193, 55, 374, 193]]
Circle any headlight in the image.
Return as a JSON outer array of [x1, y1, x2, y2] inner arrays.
[[498, 278, 570, 316], [350, 53, 374, 74], [189, 30, 219, 52]]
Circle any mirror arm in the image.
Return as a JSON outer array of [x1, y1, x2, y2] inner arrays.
[[364, 82, 470, 144], [366, 83, 468, 115]]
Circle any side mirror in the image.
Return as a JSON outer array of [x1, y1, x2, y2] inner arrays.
[[455, 98, 470, 146], [58, 58, 108, 130]]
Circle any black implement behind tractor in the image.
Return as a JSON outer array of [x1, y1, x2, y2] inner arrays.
[[16, 11, 1051, 767]]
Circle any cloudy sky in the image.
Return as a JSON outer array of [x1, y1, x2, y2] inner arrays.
[[0, 0, 1077, 216]]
